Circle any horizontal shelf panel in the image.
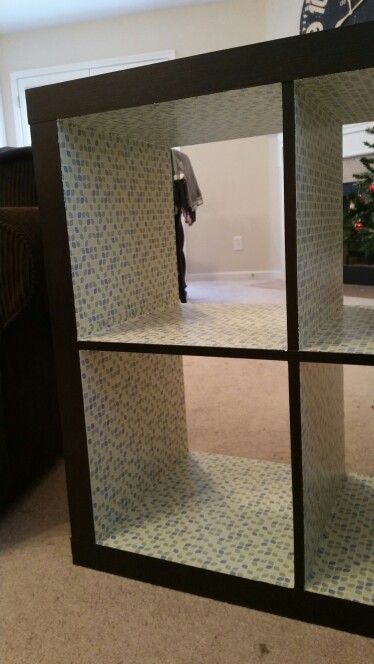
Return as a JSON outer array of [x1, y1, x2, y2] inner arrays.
[[302, 306, 374, 356], [99, 452, 294, 587], [64, 84, 282, 147], [79, 303, 288, 352], [306, 473, 374, 606]]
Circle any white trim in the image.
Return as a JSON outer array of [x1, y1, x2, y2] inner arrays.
[[343, 122, 371, 136], [187, 270, 283, 281], [0, 89, 7, 146], [10, 50, 175, 146]]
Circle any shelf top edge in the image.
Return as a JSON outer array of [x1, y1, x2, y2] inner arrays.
[[77, 340, 288, 357], [27, 22, 374, 126]]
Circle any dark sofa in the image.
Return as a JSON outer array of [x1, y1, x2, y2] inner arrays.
[[0, 148, 62, 511]]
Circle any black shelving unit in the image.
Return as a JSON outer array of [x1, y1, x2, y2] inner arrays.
[[28, 22, 374, 636]]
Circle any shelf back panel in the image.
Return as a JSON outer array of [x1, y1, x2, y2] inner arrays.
[[58, 121, 179, 338]]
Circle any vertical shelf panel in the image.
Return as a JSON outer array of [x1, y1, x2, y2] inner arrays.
[[282, 81, 299, 351], [30, 120, 97, 552], [295, 81, 343, 347], [80, 351, 188, 543], [58, 120, 179, 338], [300, 363, 345, 579]]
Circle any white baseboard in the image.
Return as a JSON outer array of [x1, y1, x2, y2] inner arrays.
[[187, 270, 283, 282]]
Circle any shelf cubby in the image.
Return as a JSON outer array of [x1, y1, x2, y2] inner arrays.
[[295, 69, 374, 360], [300, 362, 373, 606], [56, 84, 287, 358], [28, 24, 374, 635], [81, 351, 294, 587]]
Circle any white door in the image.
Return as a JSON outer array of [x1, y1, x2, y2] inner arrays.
[[0, 89, 6, 146], [15, 68, 90, 146], [12, 52, 174, 146]]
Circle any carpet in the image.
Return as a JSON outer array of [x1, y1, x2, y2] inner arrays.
[[1, 357, 373, 663]]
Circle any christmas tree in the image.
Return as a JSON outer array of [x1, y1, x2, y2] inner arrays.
[[343, 126, 374, 265]]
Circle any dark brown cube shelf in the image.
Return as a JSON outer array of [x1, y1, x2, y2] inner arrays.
[[28, 22, 374, 637]]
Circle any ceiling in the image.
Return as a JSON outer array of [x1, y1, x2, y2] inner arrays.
[[0, 0, 219, 33]]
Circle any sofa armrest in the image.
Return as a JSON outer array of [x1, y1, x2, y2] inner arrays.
[[0, 207, 41, 329]]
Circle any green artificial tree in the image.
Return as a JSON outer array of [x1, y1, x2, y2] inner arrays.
[[343, 126, 374, 265]]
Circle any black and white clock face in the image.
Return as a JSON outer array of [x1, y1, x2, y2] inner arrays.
[[300, 0, 374, 34]]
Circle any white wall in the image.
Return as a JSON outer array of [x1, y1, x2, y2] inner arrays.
[[0, 0, 304, 274], [265, 0, 301, 40], [343, 154, 372, 182], [184, 135, 284, 275], [0, 0, 268, 145], [181, 0, 304, 276]]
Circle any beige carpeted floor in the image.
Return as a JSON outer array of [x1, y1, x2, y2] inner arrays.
[[1, 357, 373, 663], [184, 357, 374, 474], [1, 281, 373, 663]]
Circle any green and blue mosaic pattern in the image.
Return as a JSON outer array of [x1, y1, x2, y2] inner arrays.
[[58, 121, 178, 338], [80, 351, 188, 542], [100, 453, 294, 587], [302, 305, 374, 355], [66, 84, 283, 147], [295, 81, 343, 348], [300, 363, 345, 579], [298, 68, 374, 125], [307, 473, 374, 606], [80, 302, 288, 350]]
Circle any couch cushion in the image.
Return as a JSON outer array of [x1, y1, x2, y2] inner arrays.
[[0, 207, 41, 328], [0, 147, 37, 206]]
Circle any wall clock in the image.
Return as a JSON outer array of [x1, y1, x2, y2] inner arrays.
[[300, 0, 374, 34]]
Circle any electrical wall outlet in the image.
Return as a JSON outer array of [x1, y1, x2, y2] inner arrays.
[[233, 235, 243, 251]]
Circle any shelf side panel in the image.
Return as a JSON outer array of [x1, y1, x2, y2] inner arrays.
[[58, 121, 178, 338], [300, 362, 345, 580], [295, 82, 343, 346], [80, 351, 188, 543]]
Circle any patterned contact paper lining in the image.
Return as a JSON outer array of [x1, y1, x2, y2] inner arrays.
[[79, 303, 288, 350], [300, 363, 345, 579], [302, 305, 374, 355], [58, 121, 179, 338], [100, 453, 294, 587], [80, 351, 188, 542], [67, 84, 283, 147], [298, 68, 374, 125], [295, 82, 343, 348], [307, 473, 374, 606]]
